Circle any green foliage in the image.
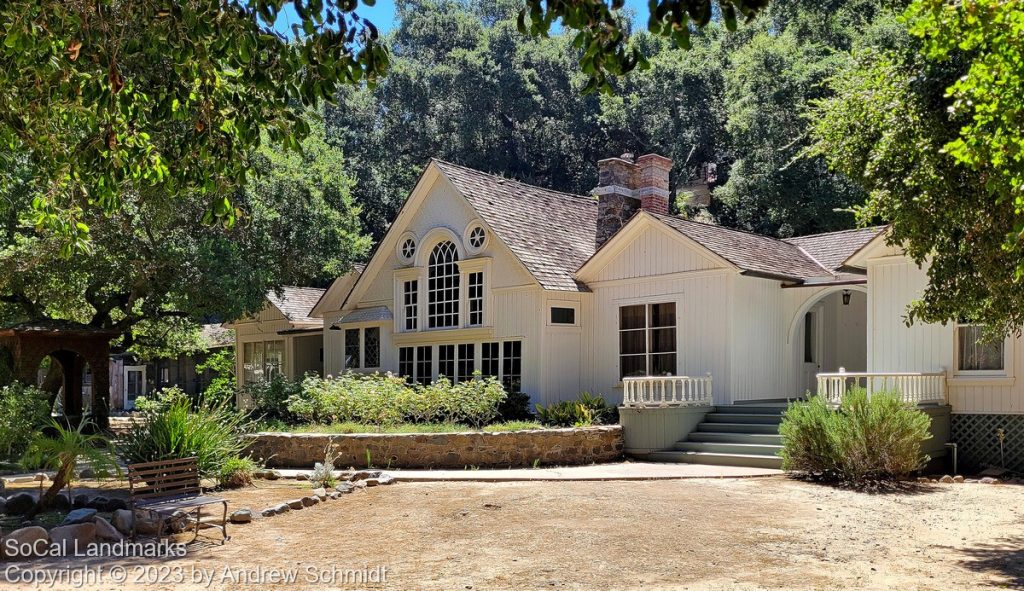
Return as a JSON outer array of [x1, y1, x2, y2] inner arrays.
[[0, 382, 50, 461], [245, 376, 305, 423], [118, 387, 248, 478], [0, 0, 388, 241], [217, 456, 259, 490], [310, 449, 340, 488], [779, 388, 932, 482], [497, 389, 535, 422], [196, 349, 238, 406], [24, 419, 121, 513], [284, 372, 509, 429], [535, 393, 615, 427]]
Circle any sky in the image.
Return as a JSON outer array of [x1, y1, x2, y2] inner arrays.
[[271, 0, 652, 36]]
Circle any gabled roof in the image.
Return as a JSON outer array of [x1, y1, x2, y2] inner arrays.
[[200, 324, 234, 349], [649, 213, 834, 281], [266, 286, 327, 324], [434, 160, 597, 292], [310, 265, 364, 318], [784, 227, 885, 273]]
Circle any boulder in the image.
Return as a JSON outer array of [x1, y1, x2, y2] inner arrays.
[[166, 510, 193, 534], [230, 509, 255, 524], [939, 475, 954, 484], [258, 470, 281, 481], [312, 488, 328, 501], [953, 475, 965, 483], [32, 473, 47, 483], [980, 477, 1000, 485], [295, 473, 310, 481], [260, 507, 278, 518], [93, 516, 124, 542], [49, 523, 97, 555], [328, 492, 341, 500], [301, 496, 319, 507], [112, 509, 161, 535], [104, 497, 128, 512], [273, 503, 291, 514], [364, 478, 380, 487], [1, 526, 50, 559], [61, 508, 98, 525], [73, 494, 91, 509], [5, 492, 36, 515], [87, 496, 109, 510], [335, 483, 355, 494], [112, 509, 134, 534], [52, 494, 73, 512], [286, 499, 304, 510], [377, 473, 396, 485], [78, 467, 95, 479]]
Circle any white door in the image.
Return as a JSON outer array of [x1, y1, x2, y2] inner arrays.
[[801, 308, 823, 396], [123, 365, 146, 410]]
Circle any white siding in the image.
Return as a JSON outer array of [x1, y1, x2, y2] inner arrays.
[[592, 226, 722, 282]]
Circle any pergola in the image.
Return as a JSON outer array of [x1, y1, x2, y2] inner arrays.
[[0, 320, 120, 429]]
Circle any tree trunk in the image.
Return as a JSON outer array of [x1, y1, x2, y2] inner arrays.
[[27, 462, 72, 518]]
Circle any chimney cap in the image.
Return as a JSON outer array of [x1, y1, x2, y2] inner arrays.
[[620, 151, 635, 162]]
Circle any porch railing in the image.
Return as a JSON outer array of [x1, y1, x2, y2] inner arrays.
[[816, 370, 947, 406], [622, 374, 713, 408]]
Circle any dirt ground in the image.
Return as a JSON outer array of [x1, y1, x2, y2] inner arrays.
[[6, 476, 1023, 590]]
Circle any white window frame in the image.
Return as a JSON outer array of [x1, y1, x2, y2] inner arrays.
[[547, 301, 581, 327], [342, 324, 385, 371], [617, 301, 678, 379], [954, 323, 1012, 377], [123, 365, 147, 410], [458, 257, 492, 329], [426, 240, 461, 329]]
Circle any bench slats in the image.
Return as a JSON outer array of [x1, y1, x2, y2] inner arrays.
[[128, 465, 198, 479], [127, 457, 198, 470]]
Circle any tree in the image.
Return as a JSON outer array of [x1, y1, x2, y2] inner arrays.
[[807, 15, 1022, 332], [0, 120, 369, 351], [24, 419, 121, 516], [0, 0, 388, 243]]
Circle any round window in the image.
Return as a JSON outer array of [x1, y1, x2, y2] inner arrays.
[[399, 237, 416, 262], [468, 226, 486, 250]]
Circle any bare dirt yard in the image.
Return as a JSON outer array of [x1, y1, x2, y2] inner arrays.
[[7, 476, 1023, 590]]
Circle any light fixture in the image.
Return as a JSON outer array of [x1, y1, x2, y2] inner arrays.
[[842, 289, 852, 306]]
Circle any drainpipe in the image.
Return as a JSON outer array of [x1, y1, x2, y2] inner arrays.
[[945, 442, 958, 475]]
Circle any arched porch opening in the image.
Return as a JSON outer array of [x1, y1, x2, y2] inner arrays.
[[789, 286, 868, 396]]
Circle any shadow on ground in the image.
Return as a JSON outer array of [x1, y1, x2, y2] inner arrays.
[[957, 536, 1024, 587]]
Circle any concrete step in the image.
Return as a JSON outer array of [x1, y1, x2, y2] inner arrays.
[[695, 422, 780, 434], [647, 450, 783, 470], [703, 412, 783, 425], [674, 441, 783, 456], [713, 405, 787, 416], [689, 432, 784, 446]]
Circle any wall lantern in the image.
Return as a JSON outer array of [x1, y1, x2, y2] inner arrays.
[[842, 289, 852, 306]]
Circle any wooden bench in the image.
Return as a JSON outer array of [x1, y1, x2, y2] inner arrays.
[[127, 457, 229, 544]]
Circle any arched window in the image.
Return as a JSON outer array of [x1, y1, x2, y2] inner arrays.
[[428, 241, 460, 328]]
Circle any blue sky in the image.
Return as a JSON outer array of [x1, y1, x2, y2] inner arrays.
[[272, 0, 651, 35]]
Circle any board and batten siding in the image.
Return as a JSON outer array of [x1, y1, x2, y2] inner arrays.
[[867, 255, 1024, 414]]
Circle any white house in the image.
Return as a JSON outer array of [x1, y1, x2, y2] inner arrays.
[[308, 153, 1019, 472]]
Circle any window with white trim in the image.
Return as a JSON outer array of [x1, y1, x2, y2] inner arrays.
[[427, 241, 460, 328], [550, 307, 576, 325], [344, 329, 361, 369], [364, 327, 380, 368], [399, 347, 414, 382], [956, 324, 1005, 372], [243, 340, 285, 384], [502, 340, 523, 394], [415, 345, 433, 385], [468, 271, 484, 326], [403, 280, 418, 331], [438, 344, 455, 380], [481, 342, 499, 378], [619, 303, 676, 379], [458, 343, 475, 382]]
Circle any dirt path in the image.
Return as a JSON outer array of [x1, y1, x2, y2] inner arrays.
[[7, 477, 1023, 590]]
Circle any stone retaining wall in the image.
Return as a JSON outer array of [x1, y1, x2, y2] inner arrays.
[[244, 426, 624, 469]]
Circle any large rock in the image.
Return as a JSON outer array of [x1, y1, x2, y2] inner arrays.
[[111, 509, 134, 534], [1, 526, 49, 559], [301, 496, 319, 507], [112, 509, 161, 535], [104, 498, 128, 512], [5, 492, 36, 515], [260, 507, 278, 518], [93, 516, 124, 542], [311, 488, 327, 501], [49, 523, 96, 555], [52, 494, 73, 512], [350, 470, 383, 482], [73, 494, 90, 509], [286, 499, 304, 510], [61, 508, 98, 525], [335, 482, 355, 494], [86, 496, 109, 510], [230, 509, 254, 524]]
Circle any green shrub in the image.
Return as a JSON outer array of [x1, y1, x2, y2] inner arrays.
[[244, 376, 303, 423], [284, 372, 507, 428], [780, 388, 932, 482], [536, 393, 616, 428], [196, 349, 237, 406], [0, 382, 51, 461], [118, 387, 249, 478], [497, 390, 534, 421], [217, 456, 258, 489]]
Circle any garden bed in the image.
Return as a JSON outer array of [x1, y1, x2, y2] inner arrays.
[[244, 425, 624, 469]]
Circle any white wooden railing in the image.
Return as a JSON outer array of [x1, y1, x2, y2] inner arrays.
[[816, 370, 947, 406], [622, 374, 713, 408]]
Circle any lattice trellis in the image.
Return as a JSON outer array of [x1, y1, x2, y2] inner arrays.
[[951, 414, 1024, 473]]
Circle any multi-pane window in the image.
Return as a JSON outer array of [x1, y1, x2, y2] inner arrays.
[[344, 328, 361, 369], [242, 340, 284, 384], [403, 280, 418, 331], [468, 272, 484, 326], [438, 344, 456, 379], [502, 340, 523, 394], [428, 241, 460, 328], [416, 345, 433, 385], [619, 303, 676, 379], [458, 344, 475, 382], [364, 327, 380, 368], [399, 347, 414, 383], [482, 342, 499, 378], [957, 324, 1005, 372]]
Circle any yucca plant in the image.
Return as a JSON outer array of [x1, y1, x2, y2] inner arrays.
[[23, 419, 121, 516], [118, 388, 248, 479]]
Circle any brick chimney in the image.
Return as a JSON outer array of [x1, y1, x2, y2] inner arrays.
[[595, 153, 672, 247]]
